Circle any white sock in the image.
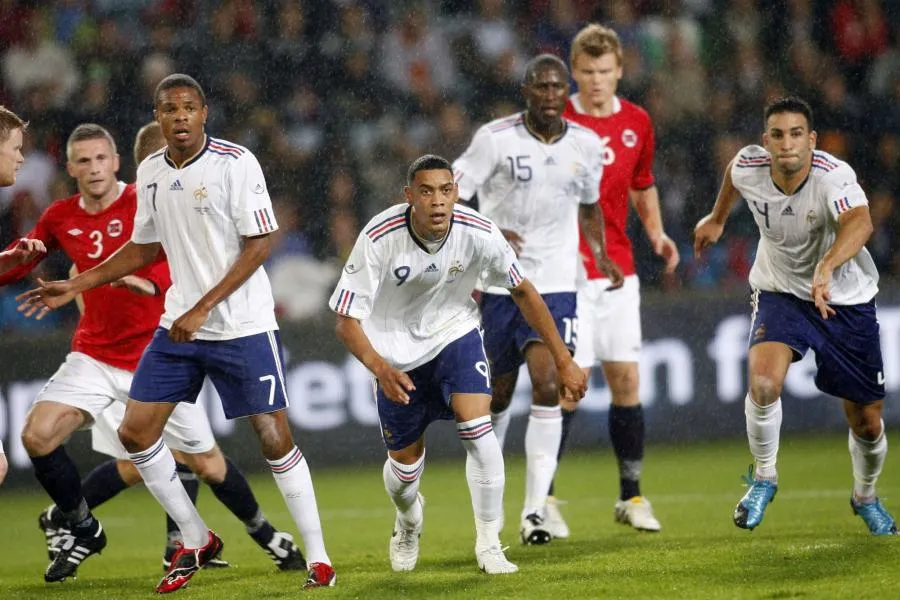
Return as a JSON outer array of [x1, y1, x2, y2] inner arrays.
[[268, 446, 330, 565], [522, 405, 562, 519], [383, 453, 425, 530], [745, 393, 781, 482], [129, 437, 208, 548], [491, 406, 512, 449], [849, 421, 887, 502], [458, 416, 504, 549]]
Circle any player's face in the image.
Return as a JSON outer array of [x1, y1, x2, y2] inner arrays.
[[571, 52, 622, 109], [66, 138, 120, 200], [523, 67, 569, 128], [763, 112, 817, 177], [154, 86, 208, 156], [0, 127, 24, 187], [404, 168, 458, 239]]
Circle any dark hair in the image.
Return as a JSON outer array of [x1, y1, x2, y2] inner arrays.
[[154, 73, 206, 107], [407, 154, 452, 185], [66, 123, 117, 160], [764, 96, 814, 130], [523, 53, 568, 85], [0, 105, 27, 143]]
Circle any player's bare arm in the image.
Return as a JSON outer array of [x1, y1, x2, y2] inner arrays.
[[16, 240, 161, 316], [631, 185, 679, 272], [334, 314, 415, 405], [169, 233, 271, 343], [578, 203, 624, 288], [694, 158, 741, 257], [812, 205, 874, 320], [0, 237, 46, 273], [509, 279, 587, 401]]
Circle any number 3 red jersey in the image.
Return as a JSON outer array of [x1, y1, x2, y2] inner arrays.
[[563, 95, 656, 279], [0, 183, 171, 371]]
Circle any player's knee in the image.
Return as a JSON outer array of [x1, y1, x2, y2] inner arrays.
[[532, 379, 560, 407], [117, 422, 151, 453], [608, 374, 639, 405], [186, 449, 227, 483], [116, 459, 143, 486], [749, 375, 782, 405], [21, 423, 57, 456]]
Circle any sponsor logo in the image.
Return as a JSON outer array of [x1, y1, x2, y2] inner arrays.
[[252, 183, 266, 194], [67, 228, 83, 236], [781, 206, 794, 216], [344, 263, 361, 274], [544, 156, 556, 165], [170, 179, 183, 191], [425, 263, 439, 273]]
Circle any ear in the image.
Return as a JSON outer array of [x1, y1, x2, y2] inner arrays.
[[762, 132, 769, 147], [66, 161, 75, 178], [809, 130, 817, 150], [201, 104, 208, 126], [403, 185, 412, 204], [153, 109, 159, 123], [113, 153, 120, 173]]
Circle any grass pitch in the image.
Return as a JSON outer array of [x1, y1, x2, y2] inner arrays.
[[1, 433, 899, 599]]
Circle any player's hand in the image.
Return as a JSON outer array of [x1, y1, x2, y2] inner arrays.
[[596, 256, 625, 290], [653, 232, 680, 273], [374, 362, 416, 405], [169, 305, 210, 343], [812, 260, 836, 320], [500, 229, 524, 256], [3, 238, 46, 265], [557, 358, 587, 402], [0, 452, 7, 487], [111, 275, 157, 296], [15, 278, 78, 320], [693, 214, 724, 258]]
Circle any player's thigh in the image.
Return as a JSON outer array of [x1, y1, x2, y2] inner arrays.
[[592, 276, 642, 363], [480, 293, 524, 377], [435, 328, 493, 418], [747, 343, 794, 402], [130, 327, 206, 405], [601, 361, 640, 406], [91, 400, 130, 460], [747, 291, 809, 402], [204, 331, 289, 419], [450, 393, 492, 423], [377, 364, 443, 453]]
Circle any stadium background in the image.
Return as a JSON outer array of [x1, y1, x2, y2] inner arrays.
[[1, 0, 900, 486]]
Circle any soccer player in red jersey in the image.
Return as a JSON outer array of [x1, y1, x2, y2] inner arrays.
[[549, 24, 680, 536], [2, 123, 304, 583]]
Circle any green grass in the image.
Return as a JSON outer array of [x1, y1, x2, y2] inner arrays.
[[2, 433, 900, 599]]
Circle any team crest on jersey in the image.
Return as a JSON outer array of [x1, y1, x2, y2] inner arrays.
[[446, 261, 465, 282], [106, 219, 123, 237], [622, 129, 638, 148], [193, 185, 208, 202], [806, 210, 817, 225]]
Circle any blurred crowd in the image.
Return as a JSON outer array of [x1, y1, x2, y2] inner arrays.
[[1, 0, 900, 328]]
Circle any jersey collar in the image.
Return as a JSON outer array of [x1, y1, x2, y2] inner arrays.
[[163, 135, 209, 170], [570, 93, 621, 116], [521, 111, 568, 145], [406, 205, 453, 254]]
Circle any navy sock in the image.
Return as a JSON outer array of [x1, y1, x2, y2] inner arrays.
[[166, 462, 200, 536], [82, 460, 128, 509], [31, 446, 93, 529], [208, 457, 261, 525], [609, 404, 645, 501], [548, 407, 576, 497]]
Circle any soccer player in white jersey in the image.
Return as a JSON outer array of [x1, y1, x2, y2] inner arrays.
[[332, 155, 587, 574], [19, 74, 336, 591], [695, 96, 896, 535], [453, 54, 621, 545]]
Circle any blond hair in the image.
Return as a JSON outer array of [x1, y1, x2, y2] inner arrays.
[[570, 24, 623, 67], [134, 121, 166, 165], [0, 105, 27, 143]]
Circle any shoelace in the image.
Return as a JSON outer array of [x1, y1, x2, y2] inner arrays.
[[857, 501, 894, 531], [395, 529, 418, 552]]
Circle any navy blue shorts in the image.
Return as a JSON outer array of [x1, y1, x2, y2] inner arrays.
[[130, 328, 289, 419], [749, 290, 885, 403], [378, 328, 491, 451], [480, 292, 577, 376]]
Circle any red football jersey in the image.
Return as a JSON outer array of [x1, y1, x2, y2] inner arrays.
[[0, 183, 171, 371], [563, 95, 656, 279]]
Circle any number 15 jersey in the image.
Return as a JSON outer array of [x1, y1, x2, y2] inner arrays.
[[330, 203, 524, 371]]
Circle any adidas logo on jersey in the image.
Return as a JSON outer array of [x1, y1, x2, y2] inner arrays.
[[781, 206, 795, 216], [67, 228, 83, 236], [544, 156, 556, 165], [170, 180, 184, 191], [425, 263, 439, 273]]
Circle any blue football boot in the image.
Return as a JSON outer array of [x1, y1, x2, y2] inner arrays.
[[733, 465, 777, 530], [851, 497, 898, 536]]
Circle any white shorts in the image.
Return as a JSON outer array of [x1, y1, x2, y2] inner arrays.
[[573, 275, 642, 368], [37, 352, 216, 459]]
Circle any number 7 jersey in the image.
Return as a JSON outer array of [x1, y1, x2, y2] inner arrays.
[[329, 203, 524, 371], [731, 145, 878, 304]]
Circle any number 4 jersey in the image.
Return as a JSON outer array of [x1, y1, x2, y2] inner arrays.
[[0, 182, 172, 370], [452, 112, 604, 295], [330, 203, 524, 371], [731, 145, 878, 304]]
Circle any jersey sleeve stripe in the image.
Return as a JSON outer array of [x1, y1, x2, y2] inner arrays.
[[813, 152, 839, 169], [366, 214, 405, 237], [208, 148, 241, 159], [507, 263, 524, 287], [334, 289, 356, 315], [370, 223, 406, 242], [811, 158, 837, 172], [209, 139, 246, 155], [453, 210, 491, 228], [454, 219, 492, 234], [254, 209, 274, 232]]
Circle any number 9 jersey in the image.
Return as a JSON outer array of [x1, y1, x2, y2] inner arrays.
[[329, 203, 525, 371]]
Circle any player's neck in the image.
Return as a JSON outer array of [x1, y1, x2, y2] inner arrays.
[[770, 161, 812, 195], [79, 186, 119, 214], [524, 113, 565, 144], [167, 134, 207, 168], [585, 99, 614, 118], [409, 217, 447, 245]]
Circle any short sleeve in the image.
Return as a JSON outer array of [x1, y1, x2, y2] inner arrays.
[[631, 116, 656, 191], [453, 126, 496, 201], [228, 151, 279, 237], [480, 224, 527, 290], [132, 173, 159, 244], [329, 232, 382, 319], [823, 162, 868, 222], [579, 135, 604, 205]]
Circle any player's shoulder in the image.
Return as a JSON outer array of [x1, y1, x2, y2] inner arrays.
[[137, 148, 168, 180], [44, 192, 83, 218], [566, 120, 605, 148], [733, 145, 772, 169], [362, 203, 409, 244], [618, 97, 653, 124], [452, 203, 494, 238], [207, 136, 250, 161], [810, 150, 853, 181], [481, 112, 525, 136]]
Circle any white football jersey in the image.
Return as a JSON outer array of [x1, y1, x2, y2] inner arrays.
[[731, 145, 878, 305], [330, 203, 524, 371], [133, 136, 280, 340], [452, 112, 604, 295]]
